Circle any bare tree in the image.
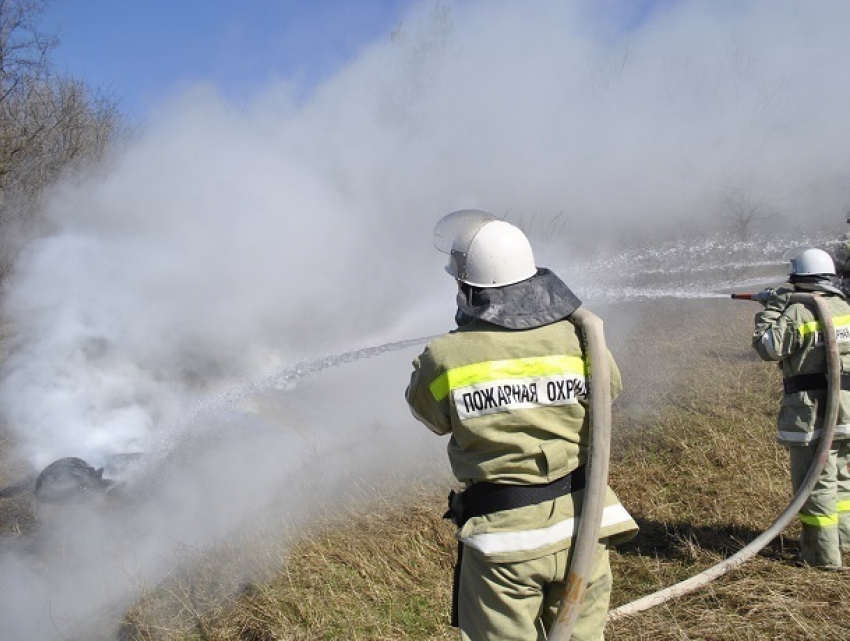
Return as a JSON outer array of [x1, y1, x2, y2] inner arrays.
[[0, 0, 123, 282], [0, 0, 55, 200], [718, 181, 777, 241]]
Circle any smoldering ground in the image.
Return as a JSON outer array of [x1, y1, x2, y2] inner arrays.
[[0, 348, 445, 640], [1, 0, 849, 638]]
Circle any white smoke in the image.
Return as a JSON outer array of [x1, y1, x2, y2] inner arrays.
[[5, 0, 850, 463], [1, 0, 850, 638]]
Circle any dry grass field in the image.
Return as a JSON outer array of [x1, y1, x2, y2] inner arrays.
[[3, 298, 850, 640]]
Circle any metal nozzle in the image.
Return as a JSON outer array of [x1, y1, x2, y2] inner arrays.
[[731, 291, 773, 301]]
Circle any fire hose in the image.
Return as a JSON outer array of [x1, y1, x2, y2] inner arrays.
[[607, 292, 840, 623], [549, 307, 613, 640], [10, 294, 837, 634]]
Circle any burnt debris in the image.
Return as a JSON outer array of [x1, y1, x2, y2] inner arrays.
[[34, 457, 114, 504]]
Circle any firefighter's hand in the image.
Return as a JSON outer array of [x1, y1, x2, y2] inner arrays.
[[751, 289, 773, 302], [763, 287, 794, 311]]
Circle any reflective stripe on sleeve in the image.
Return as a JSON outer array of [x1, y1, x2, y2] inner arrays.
[[778, 424, 850, 444], [799, 512, 839, 527], [798, 314, 850, 343], [429, 355, 586, 401], [838, 500, 850, 514], [460, 504, 632, 555]]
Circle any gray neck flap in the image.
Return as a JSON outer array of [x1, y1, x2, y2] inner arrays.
[[793, 281, 846, 298], [456, 268, 582, 329], [790, 275, 846, 298]]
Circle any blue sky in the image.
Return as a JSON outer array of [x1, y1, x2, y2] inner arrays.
[[43, 0, 418, 120], [42, 0, 676, 121]]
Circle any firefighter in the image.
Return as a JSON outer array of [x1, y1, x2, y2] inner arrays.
[[406, 210, 638, 640], [751, 247, 850, 568]]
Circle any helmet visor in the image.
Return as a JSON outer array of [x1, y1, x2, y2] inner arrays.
[[782, 245, 814, 274], [432, 209, 498, 253], [781, 245, 813, 262]]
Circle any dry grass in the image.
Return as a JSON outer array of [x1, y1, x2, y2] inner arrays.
[[4, 298, 850, 639], [120, 490, 459, 641], [606, 300, 850, 640], [0, 440, 38, 539]]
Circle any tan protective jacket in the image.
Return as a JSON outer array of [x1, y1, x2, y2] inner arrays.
[[406, 316, 638, 563], [753, 290, 850, 445]]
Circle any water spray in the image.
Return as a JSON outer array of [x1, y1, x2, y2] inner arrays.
[[2, 288, 836, 630], [608, 292, 840, 622], [8, 335, 436, 505]]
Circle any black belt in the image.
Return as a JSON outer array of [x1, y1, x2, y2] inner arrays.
[[443, 465, 586, 528], [783, 373, 850, 394], [444, 465, 587, 628]]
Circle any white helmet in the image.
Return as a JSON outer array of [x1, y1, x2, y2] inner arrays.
[[783, 246, 836, 276], [433, 210, 537, 287]]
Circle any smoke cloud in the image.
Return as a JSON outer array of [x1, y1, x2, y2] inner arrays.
[[1, 0, 849, 638]]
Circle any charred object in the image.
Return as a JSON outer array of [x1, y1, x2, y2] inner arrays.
[[34, 457, 114, 504], [0, 454, 143, 509]]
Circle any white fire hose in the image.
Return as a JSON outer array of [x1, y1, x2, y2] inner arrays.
[[16, 295, 832, 635], [607, 292, 841, 623], [549, 307, 613, 640]]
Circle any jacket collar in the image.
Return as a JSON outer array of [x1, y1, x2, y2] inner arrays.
[[789, 275, 846, 298], [456, 268, 582, 329]]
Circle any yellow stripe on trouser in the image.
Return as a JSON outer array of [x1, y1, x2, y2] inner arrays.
[[790, 446, 844, 566], [429, 355, 587, 401], [799, 513, 839, 527]]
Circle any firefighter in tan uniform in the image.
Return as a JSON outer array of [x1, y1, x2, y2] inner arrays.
[[752, 247, 850, 567], [406, 210, 638, 640]]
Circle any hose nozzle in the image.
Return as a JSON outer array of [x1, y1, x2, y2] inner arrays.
[[731, 292, 770, 302]]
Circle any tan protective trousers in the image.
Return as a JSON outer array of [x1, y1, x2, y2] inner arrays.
[[458, 541, 611, 641], [789, 439, 850, 567]]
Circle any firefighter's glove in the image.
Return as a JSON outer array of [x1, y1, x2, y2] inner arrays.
[[762, 287, 794, 312], [751, 289, 773, 303]]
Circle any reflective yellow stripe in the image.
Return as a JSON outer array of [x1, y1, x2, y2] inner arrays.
[[798, 314, 850, 337], [838, 500, 850, 513], [429, 355, 587, 401], [798, 513, 839, 527]]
